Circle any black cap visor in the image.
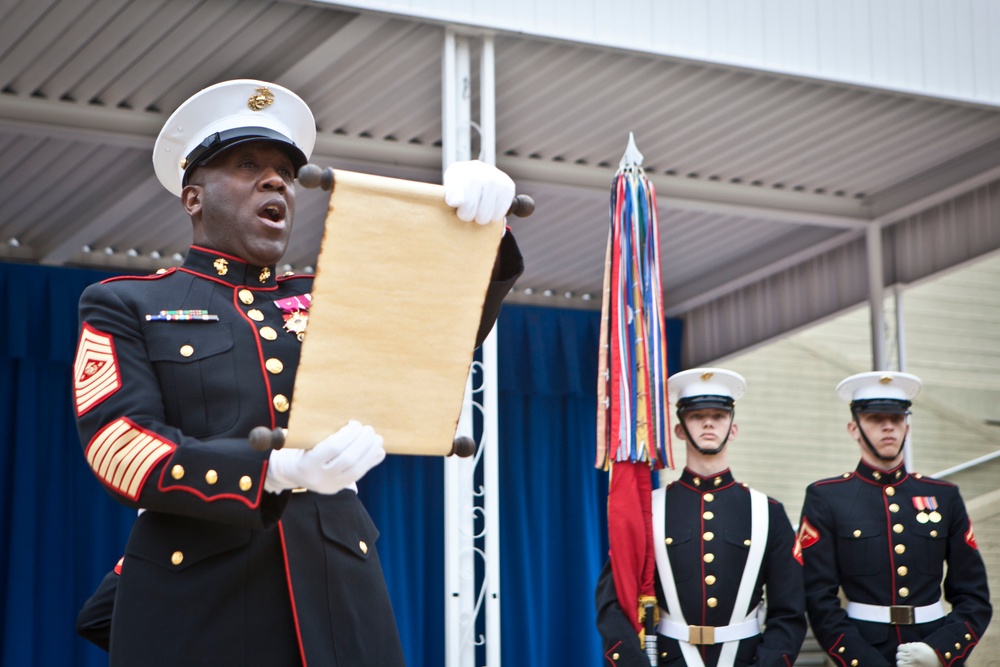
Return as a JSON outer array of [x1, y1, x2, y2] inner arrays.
[[181, 127, 308, 187], [676, 395, 735, 412], [851, 398, 911, 415]]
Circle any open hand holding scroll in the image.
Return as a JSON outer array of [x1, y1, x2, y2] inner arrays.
[[264, 421, 386, 494], [443, 160, 515, 224]]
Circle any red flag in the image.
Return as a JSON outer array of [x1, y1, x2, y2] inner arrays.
[[607, 460, 655, 631]]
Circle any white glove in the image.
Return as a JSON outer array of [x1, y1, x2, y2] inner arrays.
[[443, 160, 515, 225], [265, 420, 385, 494], [896, 642, 942, 667]]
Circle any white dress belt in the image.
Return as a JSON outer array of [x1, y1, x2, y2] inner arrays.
[[657, 613, 762, 645], [846, 600, 946, 625]]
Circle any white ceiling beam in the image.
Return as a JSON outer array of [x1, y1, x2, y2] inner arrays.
[[867, 137, 1000, 223], [0, 94, 159, 148], [498, 157, 869, 228]]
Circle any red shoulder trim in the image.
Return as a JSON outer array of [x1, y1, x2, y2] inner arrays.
[[100, 268, 176, 284], [812, 473, 854, 488], [277, 273, 314, 283], [912, 475, 958, 488]]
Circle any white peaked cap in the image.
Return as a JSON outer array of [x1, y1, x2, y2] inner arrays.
[[153, 79, 316, 197]]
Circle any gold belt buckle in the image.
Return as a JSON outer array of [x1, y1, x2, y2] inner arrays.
[[890, 605, 915, 625], [688, 625, 715, 645]]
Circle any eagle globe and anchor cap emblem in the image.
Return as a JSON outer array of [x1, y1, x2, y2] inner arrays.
[[248, 86, 275, 111]]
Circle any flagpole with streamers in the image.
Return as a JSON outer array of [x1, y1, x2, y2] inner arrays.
[[597, 133, 673, 665]]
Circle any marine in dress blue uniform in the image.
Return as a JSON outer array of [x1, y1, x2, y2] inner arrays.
[[799, 372, 991, 667], [596, 369, 806, 667], [73, 80, 524, 666]]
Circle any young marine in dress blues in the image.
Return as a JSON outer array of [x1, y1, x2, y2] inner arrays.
[[596, 369, 806, 667], [799, 372, 991, 667]]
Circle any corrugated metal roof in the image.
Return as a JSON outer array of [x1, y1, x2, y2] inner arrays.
[[2, 0, 1000, 363]]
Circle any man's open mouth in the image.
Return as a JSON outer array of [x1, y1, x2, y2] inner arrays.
[[258, 200, 286, 223]]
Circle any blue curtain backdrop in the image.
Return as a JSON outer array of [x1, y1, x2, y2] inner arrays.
[[0, 261, 681, 666]]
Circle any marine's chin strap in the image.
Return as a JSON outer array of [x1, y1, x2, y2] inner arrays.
[[851, 407, 906, 463], [678, 409, 735, 456]]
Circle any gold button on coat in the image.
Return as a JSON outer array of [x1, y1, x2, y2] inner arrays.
[[171, 551, 184, 565], [205, 470, 218, 485], [703, 553, 714, 563], [248, 309, 264, 321], [743, 539, 751, 547], [180, 344, 194, 357], [893, 524, 904, 534], [359, 541, 368, 554], [707, 597, 718, 608], [703, 511, 714, 520], [260, 326, 278, 341], [239, 289, 254, 305], [898, 566, 908, 576], [895, 544, 906, 554], [853, 529, 862, 537], [889, 503, 900, 513], [704, 493, 715, 502], [273, 394, 290, 412], [665, 537, 673, 545], [838, 647, 845, 653], [930, 530, 938, 537], [703, 532, 714, 541], [899, 587, 909, 597], [239, 476, 253, 491], [266, 358, 284, 374], [612, 653, 620, 661], [851, 661, 858, 667], [886, 487, 896, 496], [171, 465, 185, 480], [705, 575, 716, 585], [945, 653, 952, 660]]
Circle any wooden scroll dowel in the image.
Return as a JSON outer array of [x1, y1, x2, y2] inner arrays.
[[297, 164, 535, 218], [251, 424, 473, 458], [249, 426, 286, 451], [449, 436, 477, 458]]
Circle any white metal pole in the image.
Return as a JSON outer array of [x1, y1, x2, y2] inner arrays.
[[443, 29, 475, 667], [479, 34, 502, 667], [866, 223, 887, 371], [895, 285, 915, 470]]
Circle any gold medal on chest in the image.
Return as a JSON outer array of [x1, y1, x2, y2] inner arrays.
[[282, 310, 308, 339]]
